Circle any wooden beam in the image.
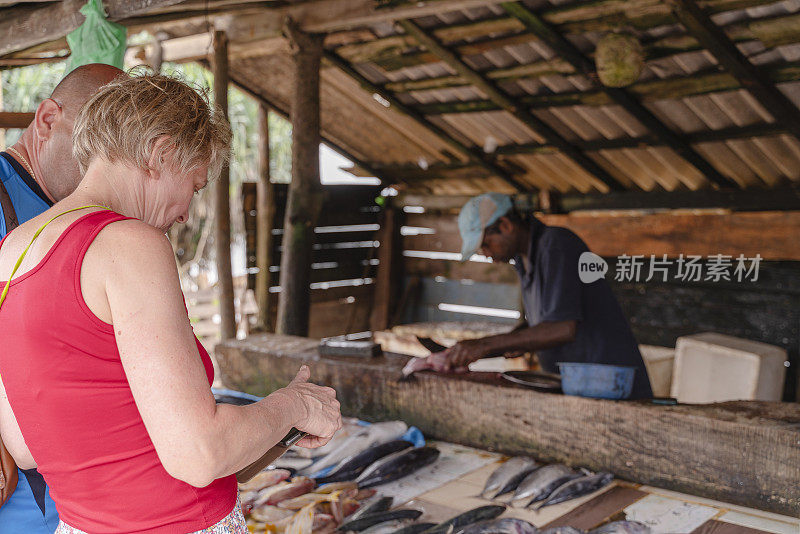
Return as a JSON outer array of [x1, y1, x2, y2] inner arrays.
[[212, 30, 237, 341], [323, 50, 527, 192], [557, 184, 800, 213], [0, 111, 33, 129], [369, 203, 402, 332], [255, 103, 275, 332], [412, 62, 800, 115], [0, 0, 186, 56], [542, 210, 800, 260], [398, 19, 625, 192], [670, 0, 800, 143], [276, 20, 325, 337], [215, 336, 800, 516], [501, 2, 734, 189]]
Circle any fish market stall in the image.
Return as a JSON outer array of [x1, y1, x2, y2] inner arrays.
[[215, 334, 800, 525], [221, 402, 799, 534]]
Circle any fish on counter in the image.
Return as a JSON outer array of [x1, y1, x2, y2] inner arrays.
[[277, 489, 350, 510], [250, 503, 295, 524], [291, 418, 363, 459], [254, 476, 317, 507], [356, 447, 440, 489], [457, 518, 538, 534], [285, 503, 316, 534], [303, 421, 409, 475], [238, 468, 292, 492], [589, 521, 650, 534], [481, 457, 540, 499], [318, 440, 414, 484], [510, 465, 580, 508], [346, 495, 394, 521], [401, 352, 451, 378], [423, 505, 507, 534], [532, 472, 613, 510], [360, 518, 418, 534], [317, 481, 360, 494], [338, 509, 424, 532], [390, 523, 437, 534]]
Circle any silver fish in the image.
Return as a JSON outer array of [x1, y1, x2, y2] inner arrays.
[[481, 457, 540, 499], [304, 421, 408, 475], [510, 465, 578, 508], [589, 521, 650, 534], [532, 472, 613, 510], [457, 518, 538, 534], [361, 519, 416, 534], [539, 528, 585, 534]]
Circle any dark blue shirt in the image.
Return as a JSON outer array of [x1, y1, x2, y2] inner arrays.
[[513, 217, 652, 399]]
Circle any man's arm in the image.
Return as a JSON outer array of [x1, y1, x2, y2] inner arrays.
[[446, 320, 577, 369]]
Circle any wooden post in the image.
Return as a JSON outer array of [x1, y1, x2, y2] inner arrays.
[[213, 30, 237, 341], [255, 103, 275, 331], [370, 203, 402, 332], [275, 18, 324, 337]]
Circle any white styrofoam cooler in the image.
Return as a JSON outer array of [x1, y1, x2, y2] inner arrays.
[[671, 332, 787, 403], [639, 345, 675, 398]]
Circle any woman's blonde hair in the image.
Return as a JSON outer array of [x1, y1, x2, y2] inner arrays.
[[72, 71, 231, 179]]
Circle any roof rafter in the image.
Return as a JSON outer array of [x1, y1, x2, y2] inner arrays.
[[397, 19, 626, 192], [670, 0, 800, 142], [501, 1, 735, 189], [323, 50, 527, 192]]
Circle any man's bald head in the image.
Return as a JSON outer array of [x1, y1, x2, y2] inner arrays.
[[51, 63, 125, 118], [13, 63, 126, 201]]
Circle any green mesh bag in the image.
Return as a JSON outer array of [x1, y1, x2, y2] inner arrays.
[[66, 0, 126, 73]]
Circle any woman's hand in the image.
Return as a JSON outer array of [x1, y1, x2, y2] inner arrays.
[[276, 366, 342, 448]]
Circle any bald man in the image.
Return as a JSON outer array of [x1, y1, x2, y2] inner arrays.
[[0, 63, 123, 533]]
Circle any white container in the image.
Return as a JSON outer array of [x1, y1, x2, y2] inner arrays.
[[671, 332, 787, 403], [639, 345, 675, 398]]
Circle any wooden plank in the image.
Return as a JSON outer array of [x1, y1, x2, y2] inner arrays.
[[539, 211, 800, 260], [398, 18, 623, 193], [691, 520, 773, 534], [255, 104, 275, 332], [216, 335, 800, 516], [403, 257, 519, 285], [0, 0, 186, 56], [542, 486, 649, 530], [213, 30, 236, 341], [0, 111, 33, 129], [370, 204, 402, 331]]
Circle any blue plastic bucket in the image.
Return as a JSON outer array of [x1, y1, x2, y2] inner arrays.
[[557, 362, 636, 400]]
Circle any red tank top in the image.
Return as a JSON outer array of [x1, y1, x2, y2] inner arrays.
[[0, 210, 237, 533]]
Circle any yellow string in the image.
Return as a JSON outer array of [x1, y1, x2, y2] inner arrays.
[[0, 206, 111, 311]]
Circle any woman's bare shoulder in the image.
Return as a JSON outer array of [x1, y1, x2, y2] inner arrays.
[[88, 219, 177, 279]]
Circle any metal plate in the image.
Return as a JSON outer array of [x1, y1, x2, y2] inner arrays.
[[501, 371, 562, 391]]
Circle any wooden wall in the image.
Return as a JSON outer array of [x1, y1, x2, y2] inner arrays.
[[242, 182, 382, 338], [400, 208, 800, 401]]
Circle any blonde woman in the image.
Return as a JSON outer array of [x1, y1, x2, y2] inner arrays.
[[0, 73, 341, 533]]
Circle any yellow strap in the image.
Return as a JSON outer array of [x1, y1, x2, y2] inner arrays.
[[0, 205, 111, 310]]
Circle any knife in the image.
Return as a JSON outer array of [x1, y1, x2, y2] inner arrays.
[[235, 427, 307, 483], [416, 336, 448, 354]]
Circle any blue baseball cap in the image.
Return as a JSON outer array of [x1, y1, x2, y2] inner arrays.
[[458, 193, 513, 261]]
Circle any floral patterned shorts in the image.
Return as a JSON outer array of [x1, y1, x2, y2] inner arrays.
[[54, 497, 248, 534]]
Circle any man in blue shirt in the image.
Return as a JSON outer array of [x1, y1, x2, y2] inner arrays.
[[445, 193, 652, 399], [0, 63, 122, 533]]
